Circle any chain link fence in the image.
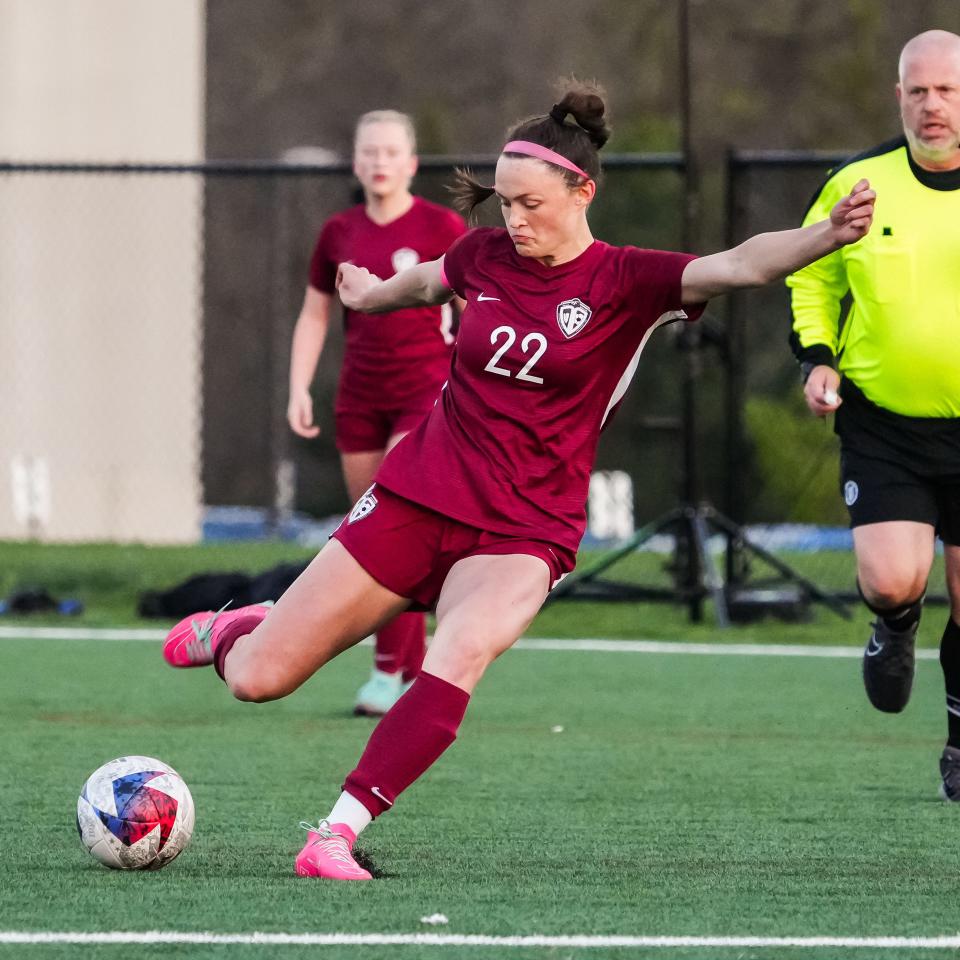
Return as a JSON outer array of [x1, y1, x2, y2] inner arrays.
[[2, 150, 870, 543], [3, 155, 708, 543], [724, 149, 850, 527], [0, 165, 203, 542]]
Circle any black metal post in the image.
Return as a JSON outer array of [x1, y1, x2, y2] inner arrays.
[[677, 0, 707, 621], [723, 148, 748, 585]]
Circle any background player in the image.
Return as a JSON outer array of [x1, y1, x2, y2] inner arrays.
[[165, 83, 874, 880], [287, 110, 466, 715], [787, 30, 960, 797]]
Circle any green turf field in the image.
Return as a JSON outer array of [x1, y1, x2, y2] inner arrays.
[[0, 538, 950, 644], [1, 542, 958, 959]]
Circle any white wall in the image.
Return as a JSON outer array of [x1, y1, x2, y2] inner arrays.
[[0, 0, 205, 542], [0, 0, 205, 162]]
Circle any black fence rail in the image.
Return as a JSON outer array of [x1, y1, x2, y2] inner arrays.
[[0, 154, 686, 176]]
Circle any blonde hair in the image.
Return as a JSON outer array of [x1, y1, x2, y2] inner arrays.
[[354, 110, 417, 153]]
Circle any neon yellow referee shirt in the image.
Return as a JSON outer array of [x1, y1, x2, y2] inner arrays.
[[787, 136, 960, 418]]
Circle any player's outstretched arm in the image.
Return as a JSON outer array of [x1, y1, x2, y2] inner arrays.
[[680, 179, 875, 305], [336, 258, 453, 314]]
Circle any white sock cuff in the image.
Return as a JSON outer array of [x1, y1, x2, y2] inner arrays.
[[327, 790, 373, 838]]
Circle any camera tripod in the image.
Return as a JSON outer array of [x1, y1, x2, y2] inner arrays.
[[548, 500, 850, 625]]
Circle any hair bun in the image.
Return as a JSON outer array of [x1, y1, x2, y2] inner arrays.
[[555, 85, 610, 149], [549, 105, 568, 124]]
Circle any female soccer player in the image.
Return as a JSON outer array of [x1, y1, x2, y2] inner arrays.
[[163, 84, 874, 880], [286, 110, 466, 715]]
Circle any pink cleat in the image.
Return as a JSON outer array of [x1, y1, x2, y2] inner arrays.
[[295, 821, 372, 881], [162, 602, 272, 668]]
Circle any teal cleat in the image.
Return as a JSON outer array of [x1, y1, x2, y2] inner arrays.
[[353, 669, 404, 716]]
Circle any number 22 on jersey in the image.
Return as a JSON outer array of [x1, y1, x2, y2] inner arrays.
[[483, 325, 547, 385]]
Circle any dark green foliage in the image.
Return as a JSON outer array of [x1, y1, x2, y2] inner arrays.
[[743, 394, 847, 523]]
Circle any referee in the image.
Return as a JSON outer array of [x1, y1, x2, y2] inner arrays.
[[787, 30, 960, 799]]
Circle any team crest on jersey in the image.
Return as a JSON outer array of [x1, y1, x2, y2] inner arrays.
[[391, 247, 420, 274], [556, 298, 593, 339], [348, 485, 379, 524]]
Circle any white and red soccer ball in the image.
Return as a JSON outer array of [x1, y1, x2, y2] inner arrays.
[[77, 756, 195, 870]]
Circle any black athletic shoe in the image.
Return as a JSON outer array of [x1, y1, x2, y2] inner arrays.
[[939, 746, 960, 802], [861, 619, 918, 713]]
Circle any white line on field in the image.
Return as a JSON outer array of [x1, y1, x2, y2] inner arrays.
[[0, 625, 167, 641], [0, 624, 938, 661], [2, 931, 960, 949], [515, 637, 940, 660]]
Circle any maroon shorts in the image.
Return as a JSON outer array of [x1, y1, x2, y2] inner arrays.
[[331, 484, 577, 610], [334, 405, 433, 454]]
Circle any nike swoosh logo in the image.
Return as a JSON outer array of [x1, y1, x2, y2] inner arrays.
[[477, 292, 500, 302], [866, 634, 884, 657], [371, 786, 393, 806]]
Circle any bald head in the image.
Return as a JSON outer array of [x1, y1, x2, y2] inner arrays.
[[896, 30, 960, 170], [899, 30, 960, 83]]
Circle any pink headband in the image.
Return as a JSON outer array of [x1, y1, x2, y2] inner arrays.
[[502, 140, 591, 180]]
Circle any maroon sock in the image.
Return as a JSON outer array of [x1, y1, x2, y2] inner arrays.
[[373, 612, 424, 675], [400, 613, 426, 682], [343, 671, 470, 817], [212, 613, 266, 681]]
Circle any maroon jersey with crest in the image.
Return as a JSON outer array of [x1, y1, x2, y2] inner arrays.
[[309, 197, 466, 408], [376, 227, 703, 552]]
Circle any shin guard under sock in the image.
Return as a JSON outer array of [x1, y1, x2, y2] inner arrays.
[[343, 671, 470, 817]]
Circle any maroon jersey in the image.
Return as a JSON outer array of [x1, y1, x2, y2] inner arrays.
[[309, 197, 467, 408], [376, 227, 703, 552]]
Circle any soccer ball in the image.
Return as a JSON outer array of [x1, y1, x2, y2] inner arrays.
[[76, 756, 195, 870]]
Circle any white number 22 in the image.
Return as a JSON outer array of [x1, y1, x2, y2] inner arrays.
[[483, 325, 547, 385]]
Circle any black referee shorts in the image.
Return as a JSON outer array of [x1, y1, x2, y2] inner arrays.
[[839, 449, 960, 544], [834, 380, 960, 544]]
